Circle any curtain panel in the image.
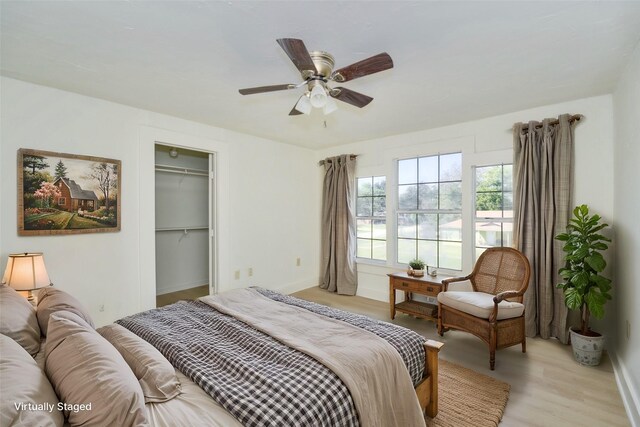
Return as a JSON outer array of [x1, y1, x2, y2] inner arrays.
[[320, 155, 357, 295], [513, 114, 577, 343]]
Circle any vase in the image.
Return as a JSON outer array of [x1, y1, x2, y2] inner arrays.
[[569, 327, 605, 366]]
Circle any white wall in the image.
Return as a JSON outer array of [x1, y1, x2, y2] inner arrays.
[[612, 40, 640, 426], [317, 95, 615, 309], [0, 77, 320, 326]]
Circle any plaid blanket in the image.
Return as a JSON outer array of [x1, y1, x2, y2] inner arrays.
[[117, 289, 425, 427]]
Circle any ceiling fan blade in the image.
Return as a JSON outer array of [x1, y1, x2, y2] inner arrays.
[[239, 84, 296, 95], [276, 38, 317, 76], [289, 105, 303, 116], [330, 87, 373, 108], [331, 53, 393, 82]]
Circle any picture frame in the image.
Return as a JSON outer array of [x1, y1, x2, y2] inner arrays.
[[17, 148, 121, 236]]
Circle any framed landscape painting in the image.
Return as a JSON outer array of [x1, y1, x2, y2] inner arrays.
[[18, 149, 121, 235]]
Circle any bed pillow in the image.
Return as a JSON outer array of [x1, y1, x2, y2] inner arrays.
[[98, 324, 181, 403], [37, 287, 94, 336], [0, 285, 41, 356], [0, 334, 64, 427], [45, 311, 148, 426]]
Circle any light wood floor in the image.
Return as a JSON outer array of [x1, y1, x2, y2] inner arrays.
[[292, 287, 630, 427], [156, 285, 209, 307]]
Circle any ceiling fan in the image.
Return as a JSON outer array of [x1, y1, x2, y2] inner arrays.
[[239, 38, 393, 116]]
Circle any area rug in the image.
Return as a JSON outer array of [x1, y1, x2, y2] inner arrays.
[[426, 360, 511, 427]]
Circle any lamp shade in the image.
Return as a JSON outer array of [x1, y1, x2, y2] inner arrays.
[[309, 84, 328, 108], [295, 94, 312, 115], [323, 97, 338, 115], [2, 253, 51, 291]]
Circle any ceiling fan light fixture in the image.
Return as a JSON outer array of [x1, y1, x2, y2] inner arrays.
[[295, 94, 312, 115], [323, 97, 338, 115], [309, 84, 328, 108]]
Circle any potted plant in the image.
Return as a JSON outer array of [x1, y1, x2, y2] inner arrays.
[[408, 258, 426, 277], [556, 205, 612, 366]]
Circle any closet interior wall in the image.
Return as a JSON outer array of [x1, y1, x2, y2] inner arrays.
[[155, 145, 210, 296]]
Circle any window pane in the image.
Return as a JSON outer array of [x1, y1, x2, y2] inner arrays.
[[476, 166, 502, 192], [417, 240, 438, 267], [372, 219, 386, 240], [503, 165, 513, 191], [440, 153, 462, 181], [475, 221, 502, 247], [398, 185, 418, 210], [439, 241, 462, 270], [357, 177, 373, 196], [373, 176, 386, 196], [372, 196, 386, 217], [397, 213, 417, 238], [503, 192, 513, 217], [439, 214, 462, 241], [357, 219, 372, 238], [503, 221, 513, 247], [418, 156, 438, 183], [357, 238, 372, 258], [397, 239, 417, 264], [418, 184, 438, 210], [399, 158, 417, 185], [476, 192, 502, 217], [418, 214, 437, 239], [356, 197, 372, 217], [440, 182, 462, 210], [372, 240, 386, 261], [475, 247, 487, 260]]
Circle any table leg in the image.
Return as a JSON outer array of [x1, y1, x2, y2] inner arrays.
[[389, 284, 396, 319]]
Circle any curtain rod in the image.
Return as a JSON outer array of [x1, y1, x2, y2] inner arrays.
[[318, 154, 358, 166], [516, 114, 583, 131]]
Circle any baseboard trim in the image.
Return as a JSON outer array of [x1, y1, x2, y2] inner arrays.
[[156, 281, 207, 296], [276, 279, 317, 295], [610, 351, 640, 427]]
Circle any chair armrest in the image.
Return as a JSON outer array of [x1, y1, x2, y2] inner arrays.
[[441, 275, 471, 292], [493, 290, 523, 303]]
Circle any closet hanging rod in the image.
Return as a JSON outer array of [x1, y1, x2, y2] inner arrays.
[[155, 226, 209, 232], [155, 164, 209, 176]]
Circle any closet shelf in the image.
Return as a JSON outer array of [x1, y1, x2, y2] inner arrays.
[[155, 164, 209, 177]]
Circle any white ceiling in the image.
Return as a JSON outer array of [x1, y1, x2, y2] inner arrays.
[[2, 1, 640, 149]]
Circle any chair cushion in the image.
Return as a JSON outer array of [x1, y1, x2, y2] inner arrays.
[[437, 291, 524, 320]]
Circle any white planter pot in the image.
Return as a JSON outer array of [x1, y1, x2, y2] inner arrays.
[[570, 328, 605, 366]]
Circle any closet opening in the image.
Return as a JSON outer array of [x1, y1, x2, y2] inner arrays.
[[154, 144, 215, 307]]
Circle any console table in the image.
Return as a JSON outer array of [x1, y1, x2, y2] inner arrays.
[[388, 272, 448, 322]]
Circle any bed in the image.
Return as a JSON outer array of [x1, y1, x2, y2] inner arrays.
[[0, 284, 442, 427]]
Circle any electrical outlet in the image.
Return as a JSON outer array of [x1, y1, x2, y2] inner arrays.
[[627, 320, 631, 340], [296, 257, 301, 267], [248, 267, 253, 277], [234, 270, 240, 280]]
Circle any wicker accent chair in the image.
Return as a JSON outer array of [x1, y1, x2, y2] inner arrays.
[[437, 247, 531, 370]]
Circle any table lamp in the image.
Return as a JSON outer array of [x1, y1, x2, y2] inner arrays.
[[1, 253, 52, 305]]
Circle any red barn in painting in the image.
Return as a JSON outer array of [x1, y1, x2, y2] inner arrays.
[[53, 178, 99, 212]]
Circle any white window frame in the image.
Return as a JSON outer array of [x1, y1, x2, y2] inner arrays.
[[355, 175, 387, 263], [395, 152, 463, 271], [473, 163, 514, 260]]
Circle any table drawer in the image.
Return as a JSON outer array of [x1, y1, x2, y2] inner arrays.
[[392, 278, 440, 296]]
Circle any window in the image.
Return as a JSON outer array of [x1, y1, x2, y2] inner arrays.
[[356, 176, 386, 261], [397, 153, 462, 270], [58, 197, 66, 205], [474, 164, 513, 259]]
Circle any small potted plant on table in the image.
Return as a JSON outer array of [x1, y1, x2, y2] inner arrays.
[[556, 205, 612, 366], [408, 258, 426, 277]]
